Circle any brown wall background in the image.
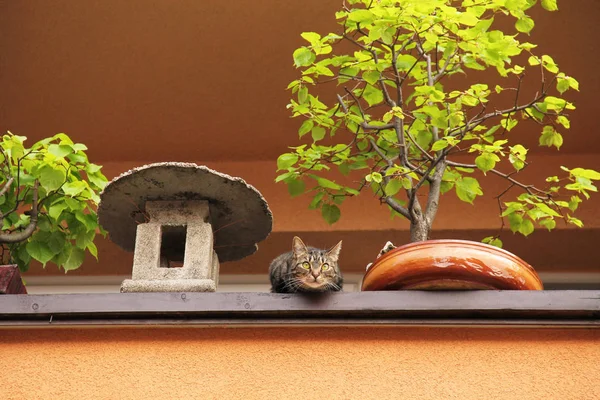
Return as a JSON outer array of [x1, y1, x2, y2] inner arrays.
[[1, 1, 599, 277], [1, 327, 599, 399]]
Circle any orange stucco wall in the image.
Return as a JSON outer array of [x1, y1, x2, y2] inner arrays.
[[1, 327, 598, 399]]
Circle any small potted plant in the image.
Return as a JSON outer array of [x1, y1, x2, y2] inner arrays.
[[0, 131, 108, 290], [276, 0, 599, 290]]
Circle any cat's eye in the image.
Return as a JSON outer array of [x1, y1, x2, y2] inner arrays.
[[301, 262, 311, 269], [322, 263, 329, 270]]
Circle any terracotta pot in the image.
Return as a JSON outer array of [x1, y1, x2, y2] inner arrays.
[[361, 239, 543, 291]]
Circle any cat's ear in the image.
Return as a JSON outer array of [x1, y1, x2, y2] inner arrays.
[[292, 236, 308, 256], [326, 240, 342, 262]]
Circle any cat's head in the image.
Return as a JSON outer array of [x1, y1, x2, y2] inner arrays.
[[290, 236, 343, 292]]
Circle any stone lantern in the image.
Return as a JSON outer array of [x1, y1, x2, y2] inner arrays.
[[97, 162, 272, 292]]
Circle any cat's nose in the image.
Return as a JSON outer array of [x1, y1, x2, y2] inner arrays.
[[311, 271, 320, 280]]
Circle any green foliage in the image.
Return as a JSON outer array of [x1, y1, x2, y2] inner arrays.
[[0, 132, 108, 272], [277, 0, 598, 243]]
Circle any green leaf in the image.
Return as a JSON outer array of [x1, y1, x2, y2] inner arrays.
[[475, 153, 498, 173], [86, 163, 102, 174], [556, 115, 570, 129], [52, 133, 73, 144], [567, 76, 579, 91], [87, 172, 107, 190], [539, 126, 563, 149], [39, 165, 66, 192], [62, 181, 87, 197], [455, 167, 475, 173], [370, 172, 383, 184], [507, 213, 523, 233], [539, 218, 556, 231], [277, 153, 298, 170], [515, 17, 534, 34], [340, 66, 359, 77], [482, 236, 503, 248], [315, 176, 341, 190], [48, 144, 72, 158], [287, 179, 305, 197], [293, 47, 315, 67], [300, 32, 321, 45], [321, 203, 341, 225], [63, 247, 85, 272], [556, 78, 570, 94], [26, 241, 55, 265], [541, 0, 558, 11], [535, 202, 561, 217], [528, 56, 540, 66], [64, 197, 82, 211], [72, 143, 88, 152], [311, 126, 326, 141], [541, 55, 559, 73], [568, 195, 582, 211], [384, 179, 403, 196], [344, 187, 360, 196], [309, 192, 324, 209], [431, 140, 448, 152], [457, 11, 478, 26], [16, 245, 32, 272], [275, 172, 293, 183], [567, 215, 584, 228], [75, 212, 98, 230], [519, 219, 534, 236], [298, 120, 314, 137], [49, 201, 68, 220], [363, 85, 384, 107], [347, 9, 373, 23], [298, 86, 308, 104], [362, 70, 380, 85], [440, 181, 454, 194], [570, 168, 600, 180], [509, 145, 527, 171], [395, 54, 417, 70], [455, 177, 483, 204], [47, 231, 66, 254], [87, 242, 98, 260]]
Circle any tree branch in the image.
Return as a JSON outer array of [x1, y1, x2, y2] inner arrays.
[[0, 177, 14, 198], [424, 160, 446, 225], [446, 160, 550, 197], [499, 74, 523, 136], [367, 138, 412, 220], [337, 93, 394, 131], [386, 197, 412, 220], [433, 48, 459, 83], [0, 180, 39, 244], [447, 90, 548, 138], [408, 151, 446, 219]]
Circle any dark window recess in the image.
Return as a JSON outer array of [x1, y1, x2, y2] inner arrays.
[[160, 225, 187, 268]]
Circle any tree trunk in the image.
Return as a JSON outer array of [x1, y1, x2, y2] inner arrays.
[[410, 217, 430, 242]]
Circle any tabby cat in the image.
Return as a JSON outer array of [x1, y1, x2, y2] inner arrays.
[[269, 236, 343, 293]]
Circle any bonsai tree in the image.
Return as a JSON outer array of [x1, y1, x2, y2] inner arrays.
[[277, 0, 599, 245], [0, 131, 108, 272]]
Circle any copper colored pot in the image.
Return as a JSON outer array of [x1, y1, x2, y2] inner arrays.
[[361, 239, 543, 291]]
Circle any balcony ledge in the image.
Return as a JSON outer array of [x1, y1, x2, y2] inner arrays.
[[0, 291, 598, 328]]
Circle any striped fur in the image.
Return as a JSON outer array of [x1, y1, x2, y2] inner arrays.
[[269, 236, 343, 293]]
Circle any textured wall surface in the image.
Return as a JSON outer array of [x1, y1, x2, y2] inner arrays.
[[1, 327, 599, 399]]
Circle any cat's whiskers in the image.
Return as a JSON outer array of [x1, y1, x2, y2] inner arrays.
[[281, 277, 302, 292], [325, 281, 341, 292]]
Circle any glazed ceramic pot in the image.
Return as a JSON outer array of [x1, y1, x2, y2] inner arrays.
[[361, 239, 543, 291]]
